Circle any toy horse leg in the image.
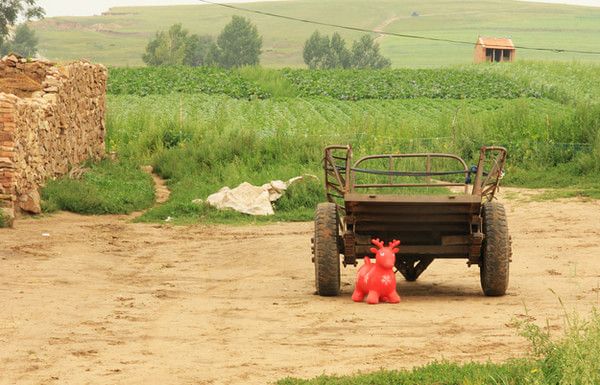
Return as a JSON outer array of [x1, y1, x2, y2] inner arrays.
[[366, 290, 380, 304], [388, 290, 401, 303], [352, 288, 365, 302]]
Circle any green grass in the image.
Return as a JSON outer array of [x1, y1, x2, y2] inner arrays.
[[278, 309, 600, 385], [41, 160, 155, 215], [102, 81, 598, 223], [31, 0, 600, 68], [236, 66, 299, 98]]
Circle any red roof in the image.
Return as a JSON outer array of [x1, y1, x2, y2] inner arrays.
[[477, 37, 515, 49]]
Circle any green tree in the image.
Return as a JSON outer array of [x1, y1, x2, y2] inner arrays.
[[303, 31, 330, 69], [2, 23, 38, 57], [326, 32, 351, 69], [184, 34, 213, 67], [350, 34, 391, 69], [0, 0, 43, 48], [215, 16, 262, 68], [142, 23, 189, 66]]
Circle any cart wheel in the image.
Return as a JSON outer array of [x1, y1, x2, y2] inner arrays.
[[313, 202, 340, 296], [480, 202, 510, 296]]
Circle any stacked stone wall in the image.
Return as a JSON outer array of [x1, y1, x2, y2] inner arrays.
[[0, 55, 106, 225]]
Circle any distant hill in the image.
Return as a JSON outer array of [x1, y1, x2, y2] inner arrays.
[[30, 0, 600, 67]]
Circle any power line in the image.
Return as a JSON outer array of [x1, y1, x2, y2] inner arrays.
[[197, 0, 600, 55]]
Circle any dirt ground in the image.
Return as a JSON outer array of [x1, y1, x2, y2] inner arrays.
[[1, 188, 600, 385]]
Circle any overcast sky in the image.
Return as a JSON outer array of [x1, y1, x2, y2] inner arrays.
[[36, 0, 600, 17], [36, 0, 287, 17]]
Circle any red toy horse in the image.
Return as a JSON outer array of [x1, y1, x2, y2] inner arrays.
[[352, 238, 401, 304]]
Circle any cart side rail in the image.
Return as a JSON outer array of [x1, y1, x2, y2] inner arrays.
[[472, 146, 507, 202], [323, 145, 352, 209], [351, 153, 470, 193]]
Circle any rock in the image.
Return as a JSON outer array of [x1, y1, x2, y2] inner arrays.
[[19, 189, 41, 214], [191, 198, 203, 205]]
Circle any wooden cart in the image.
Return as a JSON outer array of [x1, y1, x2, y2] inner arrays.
[[311, 145, 511, 297]]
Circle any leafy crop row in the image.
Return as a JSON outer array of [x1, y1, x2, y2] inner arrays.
[[282, 68, 542, 100], [108, 66, 269, 99], [107, 67, 544, 101]]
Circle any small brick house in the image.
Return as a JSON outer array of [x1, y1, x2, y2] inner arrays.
[[474, 37, 515, 63]]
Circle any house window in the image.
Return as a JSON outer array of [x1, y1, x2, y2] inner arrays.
[[486, 48, 493, 61], [503, 49, 511, 61]]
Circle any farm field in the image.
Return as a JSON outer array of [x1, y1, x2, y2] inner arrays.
[[30, 0, 600, 67], [41, 61, 600, 224], [2, 189, 600, 384]]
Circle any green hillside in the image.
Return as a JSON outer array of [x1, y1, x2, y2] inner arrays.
[[31, 0, 600, 67]]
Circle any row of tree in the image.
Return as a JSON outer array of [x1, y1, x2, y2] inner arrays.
[[303, 31, 391, 69], [143, 19, 393, 69], [143, 16, 262, 68]]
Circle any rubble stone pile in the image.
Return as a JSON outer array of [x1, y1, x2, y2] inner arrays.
[[0, 55, 107, 225]]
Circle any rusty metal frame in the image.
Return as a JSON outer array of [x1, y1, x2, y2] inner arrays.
[[472, 146, 507, 202], [351, 153, 470, 193], [320, 144, 508, 278]]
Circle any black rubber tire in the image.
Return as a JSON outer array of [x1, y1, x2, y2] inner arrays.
[[313, 202, 340, 296], [480, 202, 511, 296]]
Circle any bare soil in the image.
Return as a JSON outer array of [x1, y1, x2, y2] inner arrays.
[[1, 189, 600, 385]]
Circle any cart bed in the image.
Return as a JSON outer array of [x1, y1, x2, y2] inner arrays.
[[344, 193, 482, 259]]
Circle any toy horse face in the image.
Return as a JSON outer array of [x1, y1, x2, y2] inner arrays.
[[373, 247, 396, 269], [370, 239, 400, 270]]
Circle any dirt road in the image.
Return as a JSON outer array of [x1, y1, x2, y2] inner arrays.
[[2, 190, 600, 384]]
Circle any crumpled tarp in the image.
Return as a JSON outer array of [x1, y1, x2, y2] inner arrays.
[[203, 176, 314, 216]]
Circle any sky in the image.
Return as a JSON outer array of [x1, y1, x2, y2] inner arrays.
[[34, 0, 600, 17], [36, 0, 287, 17]]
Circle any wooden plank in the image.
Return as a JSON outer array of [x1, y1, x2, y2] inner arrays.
[[353, 223, 469, 233], [352, 214, 470, 223], [441, 235, 470, 245], [344, 193, 480, 204], [345, 203, 478, 215], [355, 245, 470, 256]]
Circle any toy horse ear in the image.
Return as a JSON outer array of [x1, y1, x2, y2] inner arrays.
[[389, 239, 401, 248], [370, 247, 378, 254], [371, 238, 384, 248]]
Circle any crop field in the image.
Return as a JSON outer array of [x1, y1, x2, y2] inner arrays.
[[30, 0, 600, 67], [41, 61, 600, 225]]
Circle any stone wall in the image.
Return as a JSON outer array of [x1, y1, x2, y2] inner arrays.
[[0, 55, 107, 225]]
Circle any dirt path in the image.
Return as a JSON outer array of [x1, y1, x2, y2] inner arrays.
[[374, 16, 400, 43], [1, 189, 600, 384], [141, 165, 170, 204]]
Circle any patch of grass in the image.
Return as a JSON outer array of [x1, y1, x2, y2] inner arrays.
[[278, 361, 537, 385], [41, 160, 155, 215], [104, 85, 599, 223], [236, 66, 299, 98], [0, 211, 11, 228], [279, 309, 600, 385], [518, 308, 600, 385]]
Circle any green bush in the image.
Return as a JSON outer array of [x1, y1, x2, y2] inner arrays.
[[42, 160, 155, 215], [108, 66, 269, 99], [282, 68, 542, 100]]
